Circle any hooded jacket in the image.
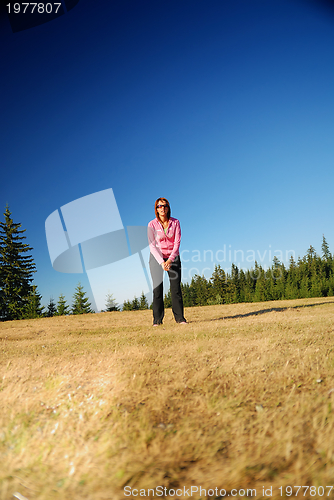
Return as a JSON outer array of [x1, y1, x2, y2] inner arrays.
[[148, 217, 181, 265]]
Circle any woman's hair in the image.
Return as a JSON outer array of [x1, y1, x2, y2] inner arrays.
[[155, 197, 171, 221]]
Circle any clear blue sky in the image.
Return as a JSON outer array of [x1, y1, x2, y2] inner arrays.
[[1, 0, 334, 310]]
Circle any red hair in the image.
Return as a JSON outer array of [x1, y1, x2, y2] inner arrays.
[[155, 198, 171, 221]]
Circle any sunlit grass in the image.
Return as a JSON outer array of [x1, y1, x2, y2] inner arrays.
[[1, 297, 334, 499]]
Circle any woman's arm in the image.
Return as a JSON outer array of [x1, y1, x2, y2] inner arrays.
[[168, 219, 181, 263], [148, 222, 164, 265]]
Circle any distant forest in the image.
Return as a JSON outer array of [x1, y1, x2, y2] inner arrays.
[[161, 236, 334, 309]]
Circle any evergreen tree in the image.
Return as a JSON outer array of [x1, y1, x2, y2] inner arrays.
[[122, 299, 133, 311], [310, 255, 325, 297], [180, 282, 192, 307], [285, 256, 298, 299], [71, 283, 93, 315], [56, 293, 70, 316], [23, 285, 44, 319], [306, 245, 317, 261], [190, 274, 209, 306], [321, 235, 331, 261], [243, 269, 255, 302], [209, 265, 226, 304], [328, 267, 334, 297], [253, 263, 266, 302], [299, 274, 310, 298], [238, 269, 247, 303], [46, 297, 57, 317], [231, 263, 241, 302], [0, 206, 36, 320], [105, 292, 119, 311], [267, 258, 286, 300], [139, 292, 149, 310], [131, 296, 140, 310], [122, 296, 141, 311], [224, 264, 241, 303]]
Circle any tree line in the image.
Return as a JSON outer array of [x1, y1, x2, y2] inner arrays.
[[42, 289, 149, 317], [166, 237, 334, 308], [1, 205, 333, 320]]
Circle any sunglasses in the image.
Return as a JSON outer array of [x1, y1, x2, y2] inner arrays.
[[157, 204, 168, 209]]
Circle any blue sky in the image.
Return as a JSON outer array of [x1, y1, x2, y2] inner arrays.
[[1, 0, 334, 310]]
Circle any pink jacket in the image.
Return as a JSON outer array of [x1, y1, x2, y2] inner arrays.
[[148, 217, 181, 265]]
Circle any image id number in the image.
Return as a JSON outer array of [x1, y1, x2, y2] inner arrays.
[[279, 485, 334, 496], [6, 3, 62, 14]]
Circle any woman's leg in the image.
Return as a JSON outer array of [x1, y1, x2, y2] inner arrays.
[[168, 256, 186, 323], [149, 254, 164, 324]]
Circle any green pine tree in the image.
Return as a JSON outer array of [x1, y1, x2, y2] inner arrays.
[[56, 293, 70, 316], [253, 263, 266, 302], [243, 269, 256, 302], [139, 292, 149, 310], [180, 282, 192, 307], [71, 283, 93, 315], [209, 265, 226, 304], [284, 256, 298, 299], [23, 285, 44, 319], [105, 292, 119, 311], [231, 263, 241, 302], [299, 275, 310, 298], [0, 205, 36, 320], [306, 245, 317, 261], [238, 269, 247, 302], [267, 258, 286, 300], [46, 297, 57, 317], [122, 299, 133, 311], [321, 235, 331, 261], [190, 274, 209, 306], [131, 296, 140, 310]]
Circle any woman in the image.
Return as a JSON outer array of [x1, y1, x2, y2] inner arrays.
[[148, 198, 187, 326]]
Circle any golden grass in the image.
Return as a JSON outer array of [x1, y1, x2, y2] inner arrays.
[[1, 297, 334, 499]]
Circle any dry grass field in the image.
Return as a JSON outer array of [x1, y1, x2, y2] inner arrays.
[[1, 297, 334, 500]]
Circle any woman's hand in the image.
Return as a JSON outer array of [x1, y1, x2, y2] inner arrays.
[[161, 259, 172, 271], [164, 259, 172, 271]]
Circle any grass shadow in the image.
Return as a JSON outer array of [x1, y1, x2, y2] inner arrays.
[[188, 300, 334, 323]]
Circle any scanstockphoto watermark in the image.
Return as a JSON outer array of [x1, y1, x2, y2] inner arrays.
[[180, 247, 296, 282], [181, 264, 286, 282], [180, 246, 295, 265], [124, 485, 257, 497]]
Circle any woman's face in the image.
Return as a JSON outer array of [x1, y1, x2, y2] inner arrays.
[[157, 200, 169, 218]]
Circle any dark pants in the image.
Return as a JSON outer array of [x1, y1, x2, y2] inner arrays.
[[149, 254, 186, 324]]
